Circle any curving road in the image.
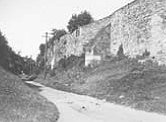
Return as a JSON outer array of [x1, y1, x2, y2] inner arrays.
[[26, 81, 166, 122]]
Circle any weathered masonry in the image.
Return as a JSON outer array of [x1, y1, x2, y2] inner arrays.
[[46, 0, 166, 68]]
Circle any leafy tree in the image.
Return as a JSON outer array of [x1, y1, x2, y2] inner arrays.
[[23, 56, 36, 75], [39, 43, 45, 56], [0, 31, 10, 69], [67, 11, 94, 33], [0, 30, 37, 74], [36, 43, 47, 74], [51, 29, 67, 41]]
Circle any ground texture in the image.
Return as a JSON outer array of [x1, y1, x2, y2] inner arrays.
[[28, 81, 166, 122], [0, 67, 59, 122], [35, 58, 166, 115]]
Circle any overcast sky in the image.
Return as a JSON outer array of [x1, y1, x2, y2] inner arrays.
[[0, 0, 133, 59]]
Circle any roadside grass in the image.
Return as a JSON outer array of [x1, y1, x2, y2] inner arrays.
[[0, 67, 59, 122], [35, 57, 166, 115]]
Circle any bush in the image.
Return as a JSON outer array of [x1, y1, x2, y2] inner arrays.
[[117, 44, 125, 60], [142, 49, 150, 58], [49, 68, 56, 77], [58, 54, 85, 70]]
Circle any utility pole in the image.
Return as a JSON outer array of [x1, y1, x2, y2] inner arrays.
[[43, 32, 49, 62], [42, 32, 50, 79], [30, 55, 33, 75]]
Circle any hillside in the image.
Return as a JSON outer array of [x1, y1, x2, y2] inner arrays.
[[35, 57, 166, 115], [0, 67, 59, 122]]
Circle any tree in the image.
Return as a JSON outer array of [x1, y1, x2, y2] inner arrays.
[[51, 29, 67, 41], [39, 43, 45, 56], [0, 31, 10, 69], [36, 43, 46, 72], [0, 30, 36, 74], [67, 11, 94, 33]]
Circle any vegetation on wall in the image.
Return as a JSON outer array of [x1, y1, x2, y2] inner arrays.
[[117, 44, 125, 60], [37, 10, 94, 73], [58, 54, 85, 71], [51, 29, 67, 41], [36, 29, 67, 73], [142, 49, 150, 58], [67, 10, 94, 33]]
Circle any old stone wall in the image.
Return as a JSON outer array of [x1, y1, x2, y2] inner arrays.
[[109, 0, 166, 64], [93, 25, 111, 59], [62, 34, 83, 57], [46, 38, 66, 68], [46, 0, 166, 67]]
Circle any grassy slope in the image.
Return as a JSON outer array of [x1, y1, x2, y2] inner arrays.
[[0, 67, 59, 122], [36, 58, 166, 115]]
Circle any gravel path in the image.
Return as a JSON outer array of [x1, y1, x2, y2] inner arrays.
[[26, 81, 166, 122]]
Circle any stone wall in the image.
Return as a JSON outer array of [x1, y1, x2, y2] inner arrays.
[[45, 16, 113, 67], [46, 0, 166, 67], [46, 38, 66, 68], [93, 25, 111, 59], [109, 0, 166, 64], [63, 34, 83, 57]]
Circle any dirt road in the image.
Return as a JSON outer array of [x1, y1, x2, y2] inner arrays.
[[26, 81, 166, 122]]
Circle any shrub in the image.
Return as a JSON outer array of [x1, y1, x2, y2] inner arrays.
[[58, 54, 85, 70], [117, 44, 125, 59], [142, 49, 150, 58]]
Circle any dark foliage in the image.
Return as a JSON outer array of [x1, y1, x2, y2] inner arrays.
[[36, 44, 46, 74], [0, 30, 36, 75], [0, 31, 10, 69], [67, 11, 94, 33], [51, 29, 67, 41], [39, 43, 45, 56], [117, 44, 125, 59], [58, 54, 85, 70], [142, 49, 150, 58]]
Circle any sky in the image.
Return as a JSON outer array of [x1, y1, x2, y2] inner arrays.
[[0, 0, 133, 60]]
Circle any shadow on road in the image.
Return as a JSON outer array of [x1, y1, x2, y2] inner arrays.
[[25, 82, 42, 92]]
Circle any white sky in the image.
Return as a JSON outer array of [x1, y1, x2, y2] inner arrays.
[[0, 0, 133, 59]]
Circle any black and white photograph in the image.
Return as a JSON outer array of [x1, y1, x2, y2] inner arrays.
[[0, 0, 166, 121]]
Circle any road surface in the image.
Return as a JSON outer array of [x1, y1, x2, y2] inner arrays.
[[26, 81, 166, 122]]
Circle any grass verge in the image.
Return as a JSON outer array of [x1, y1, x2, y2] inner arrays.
[[0, 67, 59, 122], [35, 57, 166, 115]]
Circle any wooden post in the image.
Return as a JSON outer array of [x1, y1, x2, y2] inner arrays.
[[42, 32, 49, 79]]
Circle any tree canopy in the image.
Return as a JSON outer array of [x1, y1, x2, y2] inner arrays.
[[67, 11, 94, 33], [0, 30, 36, 74], [39, 43, 45, 56], [0, 31, 10, 68], [51, 29, 67, 41]]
